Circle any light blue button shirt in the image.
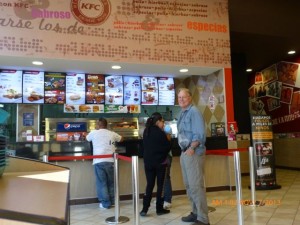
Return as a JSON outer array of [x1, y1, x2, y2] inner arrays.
[[177, 104, 206, 155]]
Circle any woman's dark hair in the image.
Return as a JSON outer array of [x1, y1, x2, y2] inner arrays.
[[144, 112, 163, 137]]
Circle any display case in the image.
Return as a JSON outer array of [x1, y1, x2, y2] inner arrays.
[[107, 117, 139, 139], [45, 117, 139, 141], [45, 118, 96, 141]]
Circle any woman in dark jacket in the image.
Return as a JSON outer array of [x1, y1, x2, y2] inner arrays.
[[140, 112, 171, 216]]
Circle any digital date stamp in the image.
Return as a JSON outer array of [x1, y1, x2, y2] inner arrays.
[[211, 199, 281, 206]]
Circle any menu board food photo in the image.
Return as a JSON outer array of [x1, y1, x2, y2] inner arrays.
[[66, 73, 85, 105], [64, 104, 104, 113], [0, 70, 22, 103], [44, 72, 66, 104], [86, 74, 105, 104], [22, 71, 45, 104], [123, 76, 141, 105], [158, 77, 175, 105], [141, 76, 158, 105], [105, 75, 124, 105]]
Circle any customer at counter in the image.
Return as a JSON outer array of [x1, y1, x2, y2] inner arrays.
[[162, 124, 173, 209], [140, 112, 171, 216], [86, 118, 123, 209], [177, 88, 210, 225]]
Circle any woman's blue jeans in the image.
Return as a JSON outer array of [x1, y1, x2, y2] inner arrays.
[[163, 156, 172, 203], [94, 162, 114, 208]]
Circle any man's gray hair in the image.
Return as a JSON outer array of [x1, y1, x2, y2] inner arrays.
[[178, 88, 192, 96]]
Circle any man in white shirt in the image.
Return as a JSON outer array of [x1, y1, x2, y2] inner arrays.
[[86, 118, 123, 209]]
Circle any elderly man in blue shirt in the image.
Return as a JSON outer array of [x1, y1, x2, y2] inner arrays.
[[177, 88, 210, 225]]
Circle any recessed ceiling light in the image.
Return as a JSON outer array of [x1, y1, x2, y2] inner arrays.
[[112, 65, 121, 70], [32, 61, 43, 65], [246, 68, 253, 72], [288, 50, 296, 55], [180, 68, 188, 73]]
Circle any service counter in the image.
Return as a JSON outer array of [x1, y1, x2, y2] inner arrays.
[[273, 137, 300, 169], [0, 157, 70, 225], [8, 138, 251, 204], [57, 154, 237, 204]]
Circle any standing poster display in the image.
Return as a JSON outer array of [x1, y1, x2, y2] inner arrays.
[[251, 115, 281, 190]]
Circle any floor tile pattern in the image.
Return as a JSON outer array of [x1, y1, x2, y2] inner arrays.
[[70, 169, 300, 225]]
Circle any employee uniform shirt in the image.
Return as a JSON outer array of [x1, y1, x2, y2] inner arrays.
[[86, 129, 122, 164]]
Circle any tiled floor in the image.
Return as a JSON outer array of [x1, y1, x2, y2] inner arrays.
[[70, 169, 300, 225]]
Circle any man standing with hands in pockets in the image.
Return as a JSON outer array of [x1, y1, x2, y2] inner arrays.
[[177, 88, 210, 225]]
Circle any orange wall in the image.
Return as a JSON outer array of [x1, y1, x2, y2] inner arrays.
[[225, 68, 234, 122]]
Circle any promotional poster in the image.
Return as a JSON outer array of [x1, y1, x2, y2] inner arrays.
[[250, 115, 280, 190]]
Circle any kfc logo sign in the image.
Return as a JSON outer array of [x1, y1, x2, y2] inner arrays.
[[81, 3, 102, 10], [71, 0, 111, 25]]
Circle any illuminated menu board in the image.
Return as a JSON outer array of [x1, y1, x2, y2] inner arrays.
[[66, 73, 85, 104], [44, 72, 66, 104], [0, 70, 22, 103], [158, 77, 175, 105], [105, 75, 124, 105], [141, 76, 158, 105], [22, 71, 44, 104], [86, 74, 105, 104], [123, 76, 141, 105]]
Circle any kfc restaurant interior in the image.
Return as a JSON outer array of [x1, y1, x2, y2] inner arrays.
[[1, 0, 300, 224]]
